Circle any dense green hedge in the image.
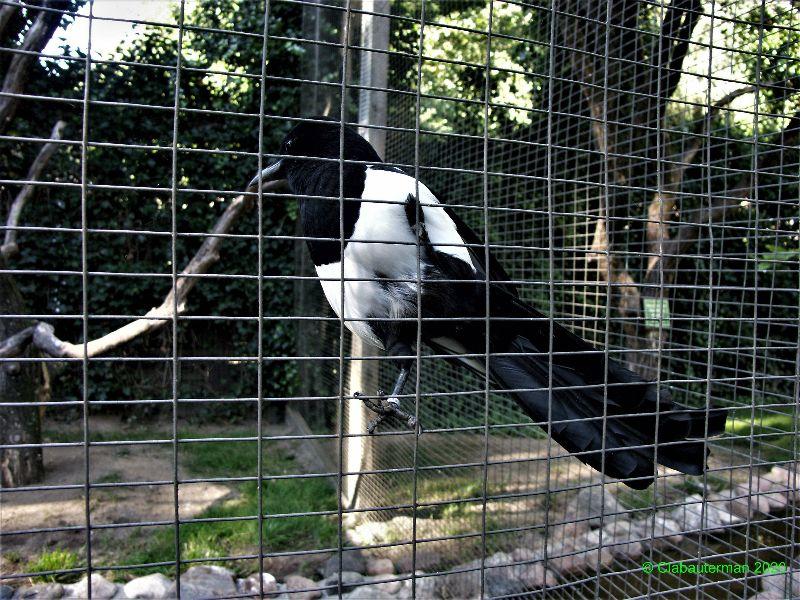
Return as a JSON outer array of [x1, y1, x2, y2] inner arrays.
[[2, 0, 796, 426], [3, 0, 307, 421]]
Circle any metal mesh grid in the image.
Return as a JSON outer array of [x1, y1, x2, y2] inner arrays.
[[1, 0, 798, 599]]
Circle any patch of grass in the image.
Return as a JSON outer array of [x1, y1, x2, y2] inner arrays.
[[128, 441, 337, 576], [617, 487, 658, 512], [42, 427, 171, 444], [673, 474, 730, 496], [95, 471, 124, 484], [25, 549, 80, 583], [726, 409, 797, 463], [726, 410, 796, 436], [181, 436, 264, 477]]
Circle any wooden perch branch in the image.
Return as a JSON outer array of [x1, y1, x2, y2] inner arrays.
[[0, 325, 33, 358], [2, 119, 66, 260], [673, 79, 796, 180], [1, 179, 287, 360], [0, 0, 63, 132]]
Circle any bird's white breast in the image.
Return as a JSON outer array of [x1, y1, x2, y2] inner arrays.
[[315, 168, 476, 348]]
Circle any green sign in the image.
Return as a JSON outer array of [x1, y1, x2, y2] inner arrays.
[[643, 297, 671, 330]]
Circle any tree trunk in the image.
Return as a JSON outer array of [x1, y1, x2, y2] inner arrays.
[[557, 0, 704, 377], [0, 272, 45, 487]]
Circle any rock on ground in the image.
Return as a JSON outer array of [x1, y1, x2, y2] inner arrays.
[[366, 558, 395, 576], [394, 572, 440, 600], [338, 588, 397, 600], [439, 553, 530, 599], [713, 487, 772, 519], [565, 485, 620, 528], [123, 573, 173, 599], [12, 584, 64, 599], [320, 550, 366, 578], [360, 575, 403, 595], [63, 574, 118, 599], [647, 515, 684, 549], [762, 464, 800, 502], [545, 529, 616, 576], [670, 494, 741, 532], [760, 568, 800, 599], [321, 571, 364, 596], [110, 585, 128, 599], [238, 573, 278, 596], [166, 565, 237, 600], [284, 575, 321, 600]]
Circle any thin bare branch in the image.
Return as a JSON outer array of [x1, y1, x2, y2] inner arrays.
[[9, 179, 287, 360], [0, 1, 63, 132], [648, 83, 781, 275], [647, 111, 800, 283], [2, 119, 66, 260], [676, 84, 759, 173]]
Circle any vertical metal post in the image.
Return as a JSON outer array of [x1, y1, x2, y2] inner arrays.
[[297, 0, 342, 430], [342, 0, 391, 511], [79, 2, 94, 595], [169, 3, 187, 595]]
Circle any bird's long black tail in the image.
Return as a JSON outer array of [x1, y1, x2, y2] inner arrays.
[[487, 312, 727, 489]]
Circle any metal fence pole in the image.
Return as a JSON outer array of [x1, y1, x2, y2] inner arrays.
[[341, 0, 391, 513]]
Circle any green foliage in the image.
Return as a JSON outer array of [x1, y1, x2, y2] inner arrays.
[[25, 549, 80, 583], [389, 0, 550, 136], [757, 244, 800, 272], [3, 0, 306, 419], [726, 408, 797, 462], [722, 0, 800, 116], [617, 487, 658, 513]]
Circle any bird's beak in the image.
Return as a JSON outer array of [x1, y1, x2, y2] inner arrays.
[[246, 159, 288, 193]]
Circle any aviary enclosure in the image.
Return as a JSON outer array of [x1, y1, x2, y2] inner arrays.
[[0, 0, 798, 598]]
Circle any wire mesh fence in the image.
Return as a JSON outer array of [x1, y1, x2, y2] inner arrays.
[[1, 0, 798, 599]]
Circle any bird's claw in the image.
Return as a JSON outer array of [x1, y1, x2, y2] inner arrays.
[[354, 390, 423, 435]]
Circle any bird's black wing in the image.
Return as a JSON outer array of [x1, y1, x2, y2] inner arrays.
[[406, 190, 726, 489], [440, 205, 519, 299]]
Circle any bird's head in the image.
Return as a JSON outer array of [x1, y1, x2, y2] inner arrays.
[[247, 117, 383, 193]]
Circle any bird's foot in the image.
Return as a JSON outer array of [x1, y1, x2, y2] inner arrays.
[[354, 390, 423, 435]]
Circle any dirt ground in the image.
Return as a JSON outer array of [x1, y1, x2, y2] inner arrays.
[[1, 416, 325, 579], [1, 414, 752, 582]]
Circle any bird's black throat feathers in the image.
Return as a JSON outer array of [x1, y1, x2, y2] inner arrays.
[[278, 119, 383, 266], [293, 161, 364, 266]]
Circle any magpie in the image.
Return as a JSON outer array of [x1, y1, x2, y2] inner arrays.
[[249, 118, 727, 489]]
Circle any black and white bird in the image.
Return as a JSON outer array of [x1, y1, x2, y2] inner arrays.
[[249, 118, 727, 490]]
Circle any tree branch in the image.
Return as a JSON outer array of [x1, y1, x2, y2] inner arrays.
[[675, 80, 797, 175], [2, 119, 66, 260], [677, 84, 759, 172], [647, 111, 800, 283], [0, 0, 21, 40], [0, 325, 33, 358], [3, 179, 287, 360], [662, 0, 702, 102], [0, 0, 64, 132], [646, 83, 786, 276]]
